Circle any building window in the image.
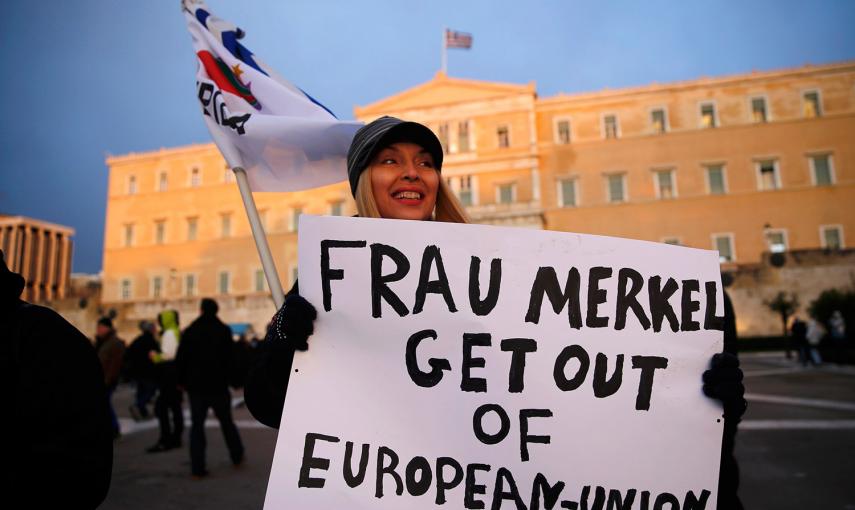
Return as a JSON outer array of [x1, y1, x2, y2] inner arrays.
[[810, 154, 834, 186], [497, 125, 510, 148], [459, 121, 471, 152], [128, 175, 137, 195], [654, 169, 676, 199], [662, 237, 682, 246], [438, 123, 449, 154], [820, 225, 844, 250], [123, 224, 134, 247], [154, 220, 166, 245], [190, 167, 201, 187], [221, 213, 232, 238], [650, 109, 667, 134], [218, 271, 230, 294], [152, 276, 163, 299], [764, 229, 788, 253], [456, 176, 474, 206], [329, 201, 344, 216], [803, 90, 822, 118], [603, 114, 619, 139], [606, 174, 626, 203], [555, 119, 571, 144], [705, 164, 727, 195], [497, 183, 515, 204], [756, 159, 781, 191], [187, 217, 198, 241], [712, 234, 735, 263], [291, 207, 302, 232], [158, 171, 168, 192], [700, 102, 717, 128], [255, 268, 266, 292], [184, 274, 197, 297], [557, 178, 577, 207], [120, 278, 132, 300], [750, 97, 768, 123]]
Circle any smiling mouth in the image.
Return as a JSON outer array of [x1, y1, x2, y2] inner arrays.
[[393, 191, 423, 200]]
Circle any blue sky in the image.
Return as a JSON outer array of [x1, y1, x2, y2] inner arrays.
[[1, 0, 853, 273]]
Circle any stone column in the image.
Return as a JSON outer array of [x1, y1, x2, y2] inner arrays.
[[32, 228, 46, 302], [9, 225, 22, 272], [44, 231, 57, 301], [58, 234, 70, 299]]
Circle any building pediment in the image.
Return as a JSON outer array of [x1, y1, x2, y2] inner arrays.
[[355, 72, 536, 118]]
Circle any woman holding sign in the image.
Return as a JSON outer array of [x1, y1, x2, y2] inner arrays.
[[244, 117, 746, 509], [245, 116, 467, 427]]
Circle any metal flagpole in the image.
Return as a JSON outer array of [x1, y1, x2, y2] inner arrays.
[[232, 166, 286, 310], [441, 27, 447, 74]]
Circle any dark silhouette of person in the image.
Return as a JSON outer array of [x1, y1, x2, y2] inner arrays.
[[1, 249, 112, 508], [791, 316, 809, 366], [94, 315, 125, 438], [125, 320, 160, 420], [176, 298, 244, 477]]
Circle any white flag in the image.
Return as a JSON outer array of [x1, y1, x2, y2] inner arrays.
[[182, 0, 362, 192]]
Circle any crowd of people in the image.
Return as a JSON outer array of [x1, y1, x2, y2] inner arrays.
[[97, 299, 256, 478], [789, 310, 849, 366]]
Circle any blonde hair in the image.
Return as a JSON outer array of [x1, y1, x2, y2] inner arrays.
[[354, 167, 470, 224]]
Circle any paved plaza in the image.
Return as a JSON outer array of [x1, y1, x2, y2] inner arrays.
[[99, 352, 855, 510]]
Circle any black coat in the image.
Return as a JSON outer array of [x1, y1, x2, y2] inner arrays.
[[244, 284, 299, 428], [176, 312, 234, 394], [124, 331, 159, 381], [2, 299, 113, 509]]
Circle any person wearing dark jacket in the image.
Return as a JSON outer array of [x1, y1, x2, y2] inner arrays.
[[125, 320, 159, 420], [176, 298, 244, 477], [94, 316, 126, 439], [1, 249, 112, 508], [244, 117, 747, 508]]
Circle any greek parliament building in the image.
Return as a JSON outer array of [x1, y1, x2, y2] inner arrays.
[[0, 215, 75, 302], [102, 61, 855, 337]]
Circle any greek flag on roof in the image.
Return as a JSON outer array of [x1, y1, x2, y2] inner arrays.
[[182, 0, 362, 192]]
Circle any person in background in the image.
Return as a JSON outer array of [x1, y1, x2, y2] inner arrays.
[[176, 298, 244, 478], [790, 316, 809, 366], [1, 249, 112, 508], [94, 316, 125, 439], [805, 318, 824, 366], [125, 320, 159, 420], [147, 309, 184, 452], [829, 310, 847, 363]]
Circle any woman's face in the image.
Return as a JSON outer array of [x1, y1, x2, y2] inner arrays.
[[369, 142, 439, 220]]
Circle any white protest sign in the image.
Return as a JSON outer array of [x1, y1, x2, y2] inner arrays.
[[264, 215, 724, 510]]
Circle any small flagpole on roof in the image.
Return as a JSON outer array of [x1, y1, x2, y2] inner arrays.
[[441, 27, 447, 74]]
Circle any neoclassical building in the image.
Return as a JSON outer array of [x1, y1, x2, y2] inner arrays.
[[101, 61, 855, 337], [0, 215, 75, 303]]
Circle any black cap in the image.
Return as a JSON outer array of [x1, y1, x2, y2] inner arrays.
[[346, 116, 443, 196]]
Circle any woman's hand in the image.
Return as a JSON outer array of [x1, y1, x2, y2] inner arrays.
[[702, 352, 747, 422], [272, 294, 317, 351]]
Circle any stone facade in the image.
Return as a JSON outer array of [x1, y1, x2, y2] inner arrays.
[[101, 61, 855, 339], [727, 249, 855, 336]]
